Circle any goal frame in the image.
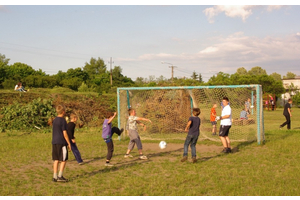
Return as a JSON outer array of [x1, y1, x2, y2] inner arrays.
[[117, 84, 265, 145]]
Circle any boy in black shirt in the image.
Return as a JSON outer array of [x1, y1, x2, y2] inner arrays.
[[181, 108, 201, 163], [52, 104, 71, 182], [67, 113, 83, 165], [280, 98, 293, 130]]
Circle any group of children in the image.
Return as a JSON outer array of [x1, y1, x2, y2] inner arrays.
[[51, 96, 232, 182], [51, 105, 152, 182]]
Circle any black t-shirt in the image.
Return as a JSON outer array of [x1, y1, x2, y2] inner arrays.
[[67, 122, 76, 141], [52, 117, 68, 145], [283, 103, 291, 116], [188, 116, 201, 136]]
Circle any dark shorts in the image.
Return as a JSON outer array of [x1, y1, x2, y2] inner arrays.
[[219, 125, 231, 137], [52, 144, 68, 161], [211, 121, 217, 125]]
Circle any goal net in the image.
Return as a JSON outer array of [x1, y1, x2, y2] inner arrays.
[[117, 85, 264, 144]]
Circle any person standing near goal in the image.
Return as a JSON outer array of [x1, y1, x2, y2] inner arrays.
[[218, 97, 232, 153], [124, 108, 151, 160], [181, 108, 201, 163], [210, 103, 217, 136]]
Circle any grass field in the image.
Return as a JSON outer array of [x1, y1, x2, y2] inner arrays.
[[1, 107, 300, 196]]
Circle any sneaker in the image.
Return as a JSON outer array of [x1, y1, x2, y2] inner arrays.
[[105, 163, 114, 167], [226, 148, 232, 153], [139, 155, 148, 160], [52, 178, 57, 182], [192, 157, 197, 163], [279, 126, 282, 129], [181, 156, 187, 162], [79, 162, 84, 165], [222, 148, 228, 153], [57, 176, 68, 182], [124, 154, 133, 158]]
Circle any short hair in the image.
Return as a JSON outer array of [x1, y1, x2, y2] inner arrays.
[[192, 108, 201, 116], [56, 104, 66, 115], [105, 111, 114, 119], [288, 98, 292, 102], [128, 108, 135, 115], [223, 97, 229, 102], [70, 113, 77, 120]]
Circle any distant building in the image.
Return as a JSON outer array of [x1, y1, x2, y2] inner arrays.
[[281, 76, 300, 105]]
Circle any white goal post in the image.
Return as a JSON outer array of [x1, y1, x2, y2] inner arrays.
[[117, 85, 264, 145]]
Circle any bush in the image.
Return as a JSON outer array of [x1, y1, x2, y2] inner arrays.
[[0, 98, 56, 131]]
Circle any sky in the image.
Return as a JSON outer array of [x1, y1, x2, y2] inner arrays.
[[0, 1, 300, 82]]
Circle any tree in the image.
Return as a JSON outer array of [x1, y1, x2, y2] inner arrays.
[[283, 72, 296, 79], [5, 62, 36, 80], [270, 72, 282, 82], [236, 67, 248, 75], [198, 73, 203, 83], [191, 71, 198, 80], [248, 66, 267, 76], [0, 53, 10, 87], [207, 72, 231, 85], [66, 67, 89, 82], [83, 57, 106, 78]]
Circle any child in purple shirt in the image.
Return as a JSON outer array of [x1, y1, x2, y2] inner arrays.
[[102, 111, 124, 166]]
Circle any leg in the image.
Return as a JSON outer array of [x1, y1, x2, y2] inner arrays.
[[106, 140, 114, 162], [190, 135, 199, 158], [183, 135, 192, 157], [286, 115, 291, 130], [225, 136, 231, 149], [71, 142, 83, 163], [53, 160, 59, 179], [125, 139, 135, 157], [111, 127, 124, 137]]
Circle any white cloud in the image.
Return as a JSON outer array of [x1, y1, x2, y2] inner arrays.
[[203, 5, 285, 23]]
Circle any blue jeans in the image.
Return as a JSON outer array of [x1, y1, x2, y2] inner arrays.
[[183, 135, 199, 158], [71, 142, 83, 163]]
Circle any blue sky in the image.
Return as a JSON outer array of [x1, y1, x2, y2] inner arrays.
[[1, 1, 300, 82]]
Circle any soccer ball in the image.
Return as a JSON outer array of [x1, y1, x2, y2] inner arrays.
[[215, 116, 220, 121], [159, 141, 167, 149], [250, 105, 254, 108]]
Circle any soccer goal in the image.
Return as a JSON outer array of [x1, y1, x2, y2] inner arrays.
[[117, 85, 265, 145]]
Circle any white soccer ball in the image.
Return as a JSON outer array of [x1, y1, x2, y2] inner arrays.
[[250, 105, 254, 108], [216, 116, 220, 121], [159, 141, 167, 149]]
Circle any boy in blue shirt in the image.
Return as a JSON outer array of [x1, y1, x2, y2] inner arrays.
[[181, 108, 201, 163], [52, 104, 71, 182], [102, 111, 124, 166]]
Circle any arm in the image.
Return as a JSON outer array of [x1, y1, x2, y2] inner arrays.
[[288, 107, 292, 117], [63, 130, 71, 151], [107, 112, 117, 124], [185, 120, 192, 132]]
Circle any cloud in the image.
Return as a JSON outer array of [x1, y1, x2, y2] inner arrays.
[[125, 32, 300, 77], [203, 5, 284, 23]]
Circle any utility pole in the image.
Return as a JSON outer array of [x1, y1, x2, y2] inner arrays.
[[108, 57, 114, 85], [169, 65, 177, 82], [161, 61, 177, 82]]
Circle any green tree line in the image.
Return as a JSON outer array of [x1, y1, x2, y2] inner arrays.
[[0, 53, 296, 97]]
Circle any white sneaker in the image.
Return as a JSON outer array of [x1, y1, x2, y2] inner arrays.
[[105, 163, 114, 167], [139, 155, 148, 160], [124, 154, 133, 158]]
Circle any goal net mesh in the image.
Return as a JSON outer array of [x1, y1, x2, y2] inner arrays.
[[117, 85, 264, 143]]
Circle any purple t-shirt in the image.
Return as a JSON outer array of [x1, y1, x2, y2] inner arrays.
[[102, 119, 112, 139], [188, 116, 201, 136]]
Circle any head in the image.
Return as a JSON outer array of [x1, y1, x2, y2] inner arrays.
[[55, 104, 66, 116], [70, 113, 77, 122], [222, 97, 229, 107], [288, 98, 293, 104], [213, 103, 217, 108], [247, 98, 250, 102], [128, 108, 136, 116], [105, 111, 114, 119], [192, 108, 201, 116], [17, 82, 22, 86]]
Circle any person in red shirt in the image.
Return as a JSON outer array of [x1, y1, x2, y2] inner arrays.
[[210, 103, 217, 136]]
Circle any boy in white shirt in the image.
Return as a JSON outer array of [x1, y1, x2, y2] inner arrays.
[[218, 97, 232, 153]]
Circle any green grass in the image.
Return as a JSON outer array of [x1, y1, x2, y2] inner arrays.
[[1, 108, 300, 196]]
